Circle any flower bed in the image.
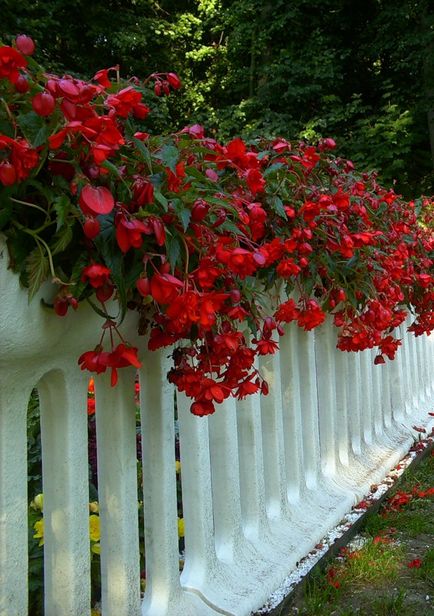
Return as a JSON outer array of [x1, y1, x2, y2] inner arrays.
[[1, 35, 433, 417]]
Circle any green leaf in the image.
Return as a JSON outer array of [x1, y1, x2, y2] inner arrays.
[[25, 180, 53, 208], [68, 253, 90, 300], [97, 240, 127, 323], [154, 190, 168, 210], [17, 112, 50, 148], [155, 144, 179, 172], [0, 118, 14, 138], [133, 138, 153, 172], [220, 219, 245, 236], [53, 195, 71, 231], [51, 224, 73, 255], [165, 233, 182, 269], [86, 297, 117, 320], [26, 246, 49, 301], [101, 159, 126, 181], [268, 195, 287, 219], [263, 162, 285, 177], [0, 197, 13, 230], [185, 166, 206, 181], [205, 195, 232, 208], [171, 200, 191, 231], [123, 256, 144, 289], [343, 254, 359, 272]]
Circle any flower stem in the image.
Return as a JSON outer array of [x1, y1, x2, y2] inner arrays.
[[10, 197, 48, 217]]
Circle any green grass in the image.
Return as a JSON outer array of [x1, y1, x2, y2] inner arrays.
[[413, 546, 434, 586], [301, 539, 404, 615], [370, 589, 407, 615], [365, 505, 434, 537], [280, 450, 434, 616]]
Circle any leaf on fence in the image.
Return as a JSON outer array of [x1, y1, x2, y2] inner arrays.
[[51, 224, 73, 255], [171, 199, 191, 231], [165, 232, 182, 269], [268, 195, 287, 219], [17, 111, 50, 148], [86, 296, 117, 320], [155, 144, 179, 172], [133, 137, 153, 172], [53, 195, 71, 231], [26, 246, 49, 301], [154, 190, 168, 210]]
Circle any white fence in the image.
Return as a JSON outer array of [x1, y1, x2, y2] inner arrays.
[[1, 241, 434, 616]]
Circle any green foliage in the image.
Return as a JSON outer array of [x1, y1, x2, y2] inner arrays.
[[3, 1, 434, 192], [27, 390, 42, 496]]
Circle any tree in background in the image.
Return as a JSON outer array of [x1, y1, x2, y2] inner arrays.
[[2, 0, 434, 195]]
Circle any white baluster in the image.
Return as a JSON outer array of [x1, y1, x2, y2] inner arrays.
[[314, 321, 339, 477], [359, 350, 374, 446], [208, 397, 244, 562], [388, 338, 405, 424], [139, 352, 181, 615], [381, 358, 393, 429], [259, 350, 289, 515], [332, 344, 351, 468], [407, 326, 421, 412], [177, 392, 215, 574], [371, 347, 383, 439], [236, 390, 267, 540], [296, 328, 322, 486], [279, 324, 303, 498], [179, 394, 252, 614], [399, 322, 413, 417], [38, 369, 91, 616], [0, 372, 32, 616], [95, 369, 140, 616]]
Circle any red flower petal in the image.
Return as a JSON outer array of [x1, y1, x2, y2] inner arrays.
[[79, 185, 115, 216]]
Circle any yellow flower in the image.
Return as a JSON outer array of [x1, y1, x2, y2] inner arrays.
[[91, 542, 101, 555], [178, 517, 185, 538], [89, 501, 99, 513], [30, 493, 44, 511], [175, 460, 181, 474], [89, 514, 100, 542], [33, 519, 44, 546]]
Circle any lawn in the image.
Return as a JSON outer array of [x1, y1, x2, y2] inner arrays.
[[280, 449, 434, 615]]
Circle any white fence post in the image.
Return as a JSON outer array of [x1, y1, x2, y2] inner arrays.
[[2, 237, 434, 616], [139, 350, 181, 615], [279, 324, 304, 499], [38, 368, 91, 616], [0, 371, 32, 616], [258, 351, 289, 516], [94, 369, 141, 616]]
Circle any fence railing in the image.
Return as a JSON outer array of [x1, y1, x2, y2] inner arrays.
[[1, 244, 434, 616]]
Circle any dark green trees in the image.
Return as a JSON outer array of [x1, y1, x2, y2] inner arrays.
[[2, 0, 434, 194]]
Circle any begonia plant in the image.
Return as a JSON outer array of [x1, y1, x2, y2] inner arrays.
[[1, 35, 433, 415]]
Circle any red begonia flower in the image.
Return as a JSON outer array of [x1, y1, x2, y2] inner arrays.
[[79, 185, 115, 217], [32, 92, 56, 116], [190, 400, 215, 416], [15, 35, 35, 56], [78, 348, 111, 374], [81, 264, 111, 288], [150, 273, 184, 304], [0, 46, 27, 83]]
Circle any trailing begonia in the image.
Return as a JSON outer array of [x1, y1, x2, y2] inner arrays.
[[1, 35, 433, 415]]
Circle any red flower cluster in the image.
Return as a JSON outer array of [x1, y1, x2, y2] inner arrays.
[[79, 340, 142, 387], [0, 135, 39, 186], [1, 34, 433, 416]]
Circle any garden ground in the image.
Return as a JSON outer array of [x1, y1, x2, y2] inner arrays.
[[271, 447, 434, 615]]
